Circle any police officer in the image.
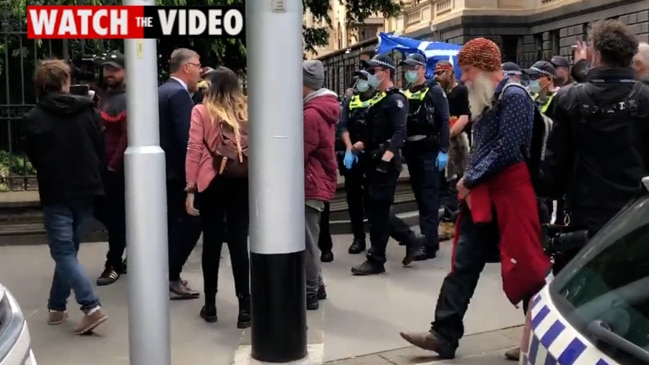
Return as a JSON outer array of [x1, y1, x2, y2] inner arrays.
[[399, 53, 450, 260], [502, 62, 524, 84], [339, 70, 379, 254], [340, 69, 420, 260], [523, 60, 560, 226], [548, 56, 572, 87], [525, 60, 559, 114], [350, 54, 419, 275]]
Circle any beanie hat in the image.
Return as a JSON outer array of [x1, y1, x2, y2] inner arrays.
[[458, 38, 502, 72], [303, 60, 324, 90]]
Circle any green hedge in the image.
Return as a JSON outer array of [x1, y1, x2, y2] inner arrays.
[[0, 151, 36, 192]]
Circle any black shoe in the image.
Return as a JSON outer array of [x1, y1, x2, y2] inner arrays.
[[402, 241, 421, 266], [401, 233, 424, 266], [348, 239, 366, 254], [317, 284, 327, 300], [200, 305, 218, 323], [169, 280, 200, 300], [307, 292, 319, 310], [351, 260, 385, 275], [237, 294, 251, 329], [96, 267, 120, 286], [320, 251, 334, 263], [414, 247, 438, 261]]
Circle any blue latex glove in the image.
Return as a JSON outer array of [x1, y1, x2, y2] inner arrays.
[[436, 152, 448, 171], [343, 151, 357, 170]]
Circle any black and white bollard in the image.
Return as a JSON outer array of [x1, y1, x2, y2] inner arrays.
[[246, 0, 307, 362]]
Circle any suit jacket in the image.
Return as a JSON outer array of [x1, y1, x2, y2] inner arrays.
[[158, 78, 194, 181], [192, 90, 204, 105]]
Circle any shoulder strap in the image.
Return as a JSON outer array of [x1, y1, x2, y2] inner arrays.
[[497, 82, 529, 101], [491, 82, 532, 113]]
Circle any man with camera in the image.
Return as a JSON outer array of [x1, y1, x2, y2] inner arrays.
[[542, 19, 649, 272], [95, 51, 129, 286]]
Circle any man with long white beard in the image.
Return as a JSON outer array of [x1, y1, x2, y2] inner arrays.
[[399, 38, 551, 359]]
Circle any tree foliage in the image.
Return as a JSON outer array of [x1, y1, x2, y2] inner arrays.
[[1, 0, 401, 73], [304, 0, 402, 55]]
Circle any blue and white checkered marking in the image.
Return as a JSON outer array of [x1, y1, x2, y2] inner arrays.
[[520, 287, 619, 365]]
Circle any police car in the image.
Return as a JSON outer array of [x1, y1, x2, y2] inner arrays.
[[0, 284, 37, 365], [520, 177, 649, 365]]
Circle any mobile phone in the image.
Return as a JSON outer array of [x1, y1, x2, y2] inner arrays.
[[70, 84, 89, 96]]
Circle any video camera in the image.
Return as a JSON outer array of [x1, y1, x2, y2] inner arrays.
[[542, 224, 589, 256], [69, 53, 103, 84], [68, 52, 112, 104]]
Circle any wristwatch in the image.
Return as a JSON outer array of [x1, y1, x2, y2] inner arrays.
[[184, 186, 196, 194]]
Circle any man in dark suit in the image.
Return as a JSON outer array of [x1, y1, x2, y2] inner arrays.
[[158, 48, 203, 300]]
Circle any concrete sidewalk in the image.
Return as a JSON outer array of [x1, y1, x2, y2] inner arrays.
[[325, 326, 522, 364], [0, 233, 523, 364]]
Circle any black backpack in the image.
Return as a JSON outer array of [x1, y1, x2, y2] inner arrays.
[[493, 82, 553, 193]]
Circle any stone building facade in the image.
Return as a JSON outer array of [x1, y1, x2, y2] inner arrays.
[[318, 0, 649, 93], [397, 0, 649, 67]]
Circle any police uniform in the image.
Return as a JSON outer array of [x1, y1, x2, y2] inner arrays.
[[400, 54, 450, 259], [351, 55, 419, 275], [339, 83, 382, 252], [525, 60, 560, 225]]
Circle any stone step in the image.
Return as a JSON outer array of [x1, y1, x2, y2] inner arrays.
[[0, 179, 421, 245], [0, 219, 107, 246]]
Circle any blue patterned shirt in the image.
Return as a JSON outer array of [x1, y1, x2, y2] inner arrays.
[[464, 79, 535, 189]]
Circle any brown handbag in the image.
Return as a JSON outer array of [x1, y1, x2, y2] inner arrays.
[[199, 106, 249, 178]]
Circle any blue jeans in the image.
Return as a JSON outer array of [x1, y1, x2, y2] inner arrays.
[[43, 203, 101, 312]]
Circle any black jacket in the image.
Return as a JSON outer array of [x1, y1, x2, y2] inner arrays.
[[23, 92, 105, 205], [542, 67, 649, 233]]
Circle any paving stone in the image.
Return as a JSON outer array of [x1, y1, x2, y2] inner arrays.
[[326, 354, 395, 364], [328, 327, 522, 365]]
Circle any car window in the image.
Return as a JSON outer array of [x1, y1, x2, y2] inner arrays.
[[549, 195, 649, 364]]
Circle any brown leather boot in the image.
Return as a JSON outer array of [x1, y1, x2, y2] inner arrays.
[[505, 347, 520, 361], [399, 331, 456, 359]]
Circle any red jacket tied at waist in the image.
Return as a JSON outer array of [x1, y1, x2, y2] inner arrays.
[[454, 162, 551, 305]]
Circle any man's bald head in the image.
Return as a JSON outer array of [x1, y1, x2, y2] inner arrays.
[[633, 42, 649, 80]]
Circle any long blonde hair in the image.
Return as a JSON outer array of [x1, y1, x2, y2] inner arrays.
[[203, 66, 247, 155]]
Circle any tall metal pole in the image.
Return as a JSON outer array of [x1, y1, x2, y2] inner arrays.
[[247, 0, 307, 362], [123, 0, 171, 364]]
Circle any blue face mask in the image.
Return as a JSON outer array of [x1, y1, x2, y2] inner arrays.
[[405, 70, 418, 84], [367, 74, 380, 88], [527, 80, 541, 94], [356, 80, 370, 93]]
